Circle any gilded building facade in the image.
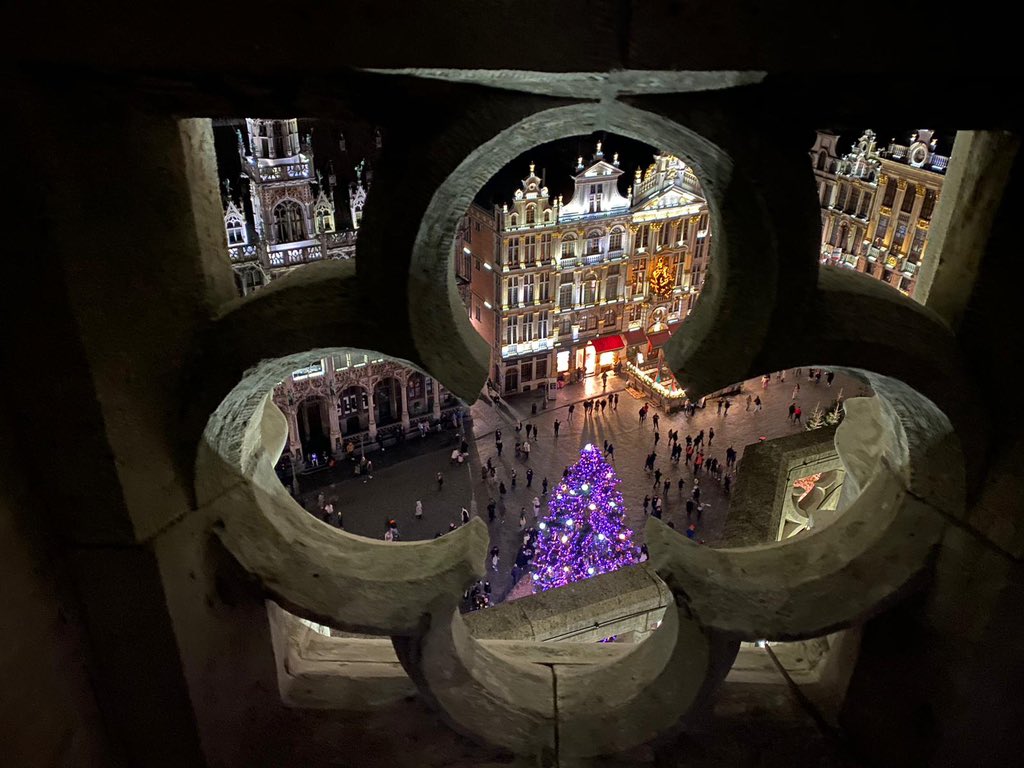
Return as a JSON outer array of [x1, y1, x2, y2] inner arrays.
[[496, 145, 711, 394], [221, 118, 494, 462], [813, 129, 948, 298]]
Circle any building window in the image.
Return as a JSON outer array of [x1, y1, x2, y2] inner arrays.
[[226, 218, 245, 245], [605, 274, 619, 300], [609, 229, 623, 250], [847, 190, 860, 214], [474, 256, 481, 271], [539, 275, 550, 303], [535, 357, 548, 379], [882, 179, 897, 208], [582, 275, 598, 305], [921, 189, 937, 220], [909, 228, 927, 262], [628, 303, 643, 323], [659, 223, 671, 247], [506, 276, 520, 306], [901, 184, 917, 213], [522, 312, 534, 342], [559, 282, 574, 308], [835, 184, 848, 211], [875, 215, 890, 243], [559, 315, 573, 335], [506, 316, 518, 345], [543, 209, 552, 223], [315, 207, 334, 234], [475, 303, 481, 321], [509, 213, 518, 227], [525, 235, 536, 265], [538, 310, 549, 338], [585, 313, 599, 331], [272, 200, 305, 242], [526, 205, 536, 224], [892, 217, 909, 251], [603, 308, 616, 327], [521, 362, 533, 382], [508, 238, 520, 268], [540, 233, 552, 263], [523, 273, 536, 304], [587, 185, 603, 213], [858, 193, 872, 218], [636, 225, 649, 250], [407, 376, 424, 400], [561, 237, 575, 258], [587, 231, 602, 255]]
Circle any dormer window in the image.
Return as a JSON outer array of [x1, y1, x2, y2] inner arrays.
[[226, 217, 246, 245], [526, 205, 536, 225], [587, 185, 603, 214]]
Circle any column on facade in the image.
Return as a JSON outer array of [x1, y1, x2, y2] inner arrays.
[[432, 381, 442, 420], [400, 376, 411, 431], [367, 381, 378, 439], [325, 359, 342, 455], [286, 408, 303, 460]]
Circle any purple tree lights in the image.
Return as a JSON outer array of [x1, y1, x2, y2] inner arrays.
[[531, 443, 638, 591]]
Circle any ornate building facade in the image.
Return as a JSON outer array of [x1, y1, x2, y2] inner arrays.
[[496, 145, 711, 394], [221, 118, 491, 462], [813, 129, 948, 298]]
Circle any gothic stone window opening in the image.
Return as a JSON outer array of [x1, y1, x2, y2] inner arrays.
[[273, 200, 305, 242]]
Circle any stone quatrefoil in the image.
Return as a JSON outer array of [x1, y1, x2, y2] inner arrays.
[[194, 100, 974, 764]]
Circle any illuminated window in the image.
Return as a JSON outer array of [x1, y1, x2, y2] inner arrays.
[[272, 200, 305, 242], [609, 229, 623, 251], [526, 205, 536, 224]]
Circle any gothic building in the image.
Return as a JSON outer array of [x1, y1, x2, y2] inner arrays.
[[226, 118, 358, 296], [813, 129, 948, 298], [497, 144, 711, 394], [222, 119, 483, 462]]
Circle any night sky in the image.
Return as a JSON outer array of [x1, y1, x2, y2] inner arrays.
[[212, 120, 954, 225]]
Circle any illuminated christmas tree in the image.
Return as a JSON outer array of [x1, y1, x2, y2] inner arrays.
[[531, 444, 638, 591]]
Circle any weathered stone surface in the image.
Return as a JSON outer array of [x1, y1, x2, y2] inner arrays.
[[197, 388, 488, 635], [648, 466, 946, 641]]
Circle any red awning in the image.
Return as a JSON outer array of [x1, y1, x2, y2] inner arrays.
[[646, 330, 673, 349], [589, 334, 625, 354], [623, 329, 647, 347]]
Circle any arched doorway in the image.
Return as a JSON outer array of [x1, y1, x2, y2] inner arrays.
[[297, 396, 331, 460], [338, 385, 369, 435], [374, 377, 402, 426]]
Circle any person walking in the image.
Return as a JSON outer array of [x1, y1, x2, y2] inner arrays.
[[607, 443, 615, 461], [815, 370, 822, 385], [526, 468, 534, 487], [533, 496, 541, 519], [685, 443, 694, 465], [663, 479, 671, 496], [726, 445, 736, 468], [600, 399, 607, 414], [654, 467, 663, 487], [654, 430, 661, 446], [568, 403, 576, 423], [694, 451, 704, 475], [792, 384, 801, 400], [602, 370, 608, 391], [613, 393, 619, 410], [436, 471, 444, 491], [788, 402, 796, 422], [519, 508, 527, 529], [695, 429, 704, 447], [716, 398, 724, 415], [415, 499, 423, 520], [487, 498, 496, 523], [826, 371, 835, 387], [511, 469, 517, 489], [643, 495, 651, 514], [794, 405, 802, 425], [754, 395, 762, 412], [542, 477, 548, 495], [499, 480, 507, 496], [652, 413, 660, 430], [554, 420, 560, 437], [522, 440, 531, 460], [708, 427, 715, 447], [746, 394, 752, 411], [724, 399, 731, 416], [678, 477, 686, 495], [638, 406, 645, 425], [490, 547, 500, 572], [495, 428, 502, 445]]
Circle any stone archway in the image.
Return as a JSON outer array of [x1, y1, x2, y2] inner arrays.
[[297, 395, 331, 461], [338, 384, 369, 436], [373, 377, 403, 426]]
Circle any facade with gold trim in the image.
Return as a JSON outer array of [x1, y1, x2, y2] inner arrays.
[[496, 145, 711, 395], [812, 129, 948, 298]]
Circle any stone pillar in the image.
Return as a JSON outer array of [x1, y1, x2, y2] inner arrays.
[[400, 378, 410, 431], [432, 381, 442, 420], [286, 407, 302, 458], [368, 387, 378, 439], [916, 131, 1021, 328]]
